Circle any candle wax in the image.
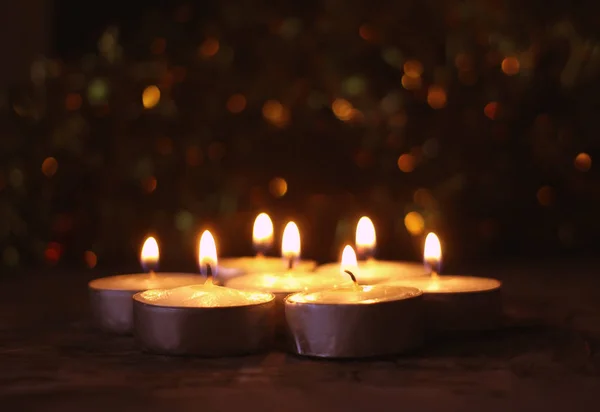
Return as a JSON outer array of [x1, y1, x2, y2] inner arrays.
[[225, 271, 351, 293], [89, 273, 200, 291], [315, 260, 428, 284], [219, 256, 316, 276], [135, 283, 274, 308], [287, 285, 421, 304], [389, 276, 501, 293]]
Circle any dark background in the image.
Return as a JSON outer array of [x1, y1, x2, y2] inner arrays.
[[2, 0, 600, 272]]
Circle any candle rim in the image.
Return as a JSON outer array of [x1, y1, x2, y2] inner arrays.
[[388, 275, 502, 294], [133, 284, 276, 308], [285, 285, 423, 306], [88, 272, 201, 291]]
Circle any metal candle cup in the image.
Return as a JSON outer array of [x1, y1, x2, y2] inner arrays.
[[389, 275, 502, 332], [88, 273, 199, 334], [285, 285, 424, 358], [133, 289, 276, 356]]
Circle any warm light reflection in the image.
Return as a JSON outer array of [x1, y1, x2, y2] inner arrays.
[[404, 211, 425, 235], [140, 236, 159, 272], [142, 85, 161, 109], [355, 216, 376, 259], [199, 230, 218, 279], [424, 232, 442, 274], [281, 221, 301, 262], [253, 213, 274, 254]]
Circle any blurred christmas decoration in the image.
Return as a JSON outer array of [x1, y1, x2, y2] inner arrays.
[[2, 0, 600, 270]]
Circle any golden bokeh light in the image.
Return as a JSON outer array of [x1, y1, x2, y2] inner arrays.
[[536, 186, 554, 207], [403, 60, 423, 78], [262, 100, 290, 127], [501, 57, 520, 76], [332, 98, 354, 121], [142, 85, 161, 109], [227, 94, 247, 113], [143, 176, 157, 193], [397, 153, 415, 172], [200, 37, 220, 57], [269, 177, 288, 197], [41, 157, 58, 177], [427, 86, 447, 109], [401, 74, 422, 90], [404, 211, 425, 236], [574, 153, 592, 172]]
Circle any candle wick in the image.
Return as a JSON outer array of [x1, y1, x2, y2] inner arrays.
[[431, 271, 439, 280], [343, 270, 358, 285], [287, 257, 294, 270], [205, 264, 213, 285]]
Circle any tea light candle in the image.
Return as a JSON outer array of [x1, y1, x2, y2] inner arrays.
[[285, 245, 424, 358], [133, 230, 276, 356], [388, 233, 502, 332], [88, 237, 199, 334], [315, 216, 429, 284], [217, 214, 316, 283], [225, 222, 350, 326]]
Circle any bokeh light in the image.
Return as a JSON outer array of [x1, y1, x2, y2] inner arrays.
[[427, 86, 447, 109], [501, 57, 520, 76], [332, 98, 353, 121], [397, 154, 415, 172], [404, 211, 425, 235], [269, 177, 288, 198], [574, 153, 592, 172], [484, 102, 499, 120], [403, 60, 423, 78], [401, 74, 422, 90], [227, 94, 247, 113], [262, 100, 290, 127], [84, 251, 98, 268], [200, 37, 220, 57], [142, 85, 161, 109], [65, 93, 82, 111], [537, 186, 554, 206], [41, 157, 58, 177], [142, 176, 157, 193]]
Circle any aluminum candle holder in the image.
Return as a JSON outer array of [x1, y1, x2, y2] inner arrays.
[[88, 273, 199, 334], [284, 285, 425, 358], [133, 290, 276, 356]]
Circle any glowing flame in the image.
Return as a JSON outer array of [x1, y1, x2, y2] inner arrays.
[[340, 245, 360, 285], [253, 213, 274, 254], [199, 230, 218, 278], [355, 216, 376, 259], [140, 236, 159, 272], [424, 232, 442, 274], [281, 221, 301, 261]]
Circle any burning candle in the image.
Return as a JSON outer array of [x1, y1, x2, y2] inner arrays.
[[225, 222, 349, 325], [284, 245, 424, 358], [217, 214, 316, 283], [315, 216, 429, 284], [88, 236, 199, 334], [133, 230, 276, 356], [388, 233, 502, 332]]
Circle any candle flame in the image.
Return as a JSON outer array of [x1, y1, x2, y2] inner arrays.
[[355, 216, 376, 259], [340, 245, 360, 287], [424, 232, 442, 274], [253, 213, 274, 255], [140, 236, 159, 272], [281, 221, 301, 261], [199, 230, 218, 280]]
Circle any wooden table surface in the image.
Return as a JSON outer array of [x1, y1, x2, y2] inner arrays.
[[1, 259, 600, 411]]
